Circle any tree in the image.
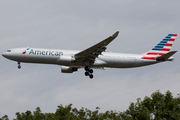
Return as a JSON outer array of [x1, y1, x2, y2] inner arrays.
[[120, 90, 180, 119], [0, 115, 9, 120], [1, 90, 180, 120]]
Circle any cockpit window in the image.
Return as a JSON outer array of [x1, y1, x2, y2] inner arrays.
[[7, 50, 11, 52]]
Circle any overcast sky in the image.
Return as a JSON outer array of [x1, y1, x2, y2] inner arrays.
[[0, 0, 180, 119]]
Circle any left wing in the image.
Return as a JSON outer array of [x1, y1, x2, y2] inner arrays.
[[75, 31, 119, 63]]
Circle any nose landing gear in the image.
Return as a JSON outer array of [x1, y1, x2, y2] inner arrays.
[[84, 66, 94, 79], [18, 62, 21, 69]]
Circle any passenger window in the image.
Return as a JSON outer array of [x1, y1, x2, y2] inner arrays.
[[7, 50, 11, 52]]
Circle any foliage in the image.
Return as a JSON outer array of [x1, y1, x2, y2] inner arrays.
[[1, 90, 180, 120], [120, 90, 180, 120]]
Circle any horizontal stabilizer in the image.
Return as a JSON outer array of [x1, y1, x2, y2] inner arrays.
[[156, 51, 177, 61]]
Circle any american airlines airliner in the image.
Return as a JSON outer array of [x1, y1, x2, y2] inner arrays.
[[2, 31, 177, 79]]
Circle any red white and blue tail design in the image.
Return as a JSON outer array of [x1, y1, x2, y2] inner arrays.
[[141, 34, 177, 60]]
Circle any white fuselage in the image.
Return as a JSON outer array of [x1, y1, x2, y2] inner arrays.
[[2, 47, 160, 68]]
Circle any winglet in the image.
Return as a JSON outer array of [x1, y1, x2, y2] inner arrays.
[[112, 31, 119, 38]]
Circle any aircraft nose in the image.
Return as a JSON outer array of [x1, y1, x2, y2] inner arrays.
[[2, 53, 7, 58], [2, 52, 10, 58]]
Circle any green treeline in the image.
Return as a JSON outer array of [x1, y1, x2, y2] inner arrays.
[[1, 90, 180, 120]]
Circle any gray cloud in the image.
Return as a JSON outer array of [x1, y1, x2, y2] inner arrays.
[[0, 0, 180, 119]]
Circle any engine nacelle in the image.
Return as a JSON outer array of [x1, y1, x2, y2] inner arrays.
[[61, 66, 78, 73]]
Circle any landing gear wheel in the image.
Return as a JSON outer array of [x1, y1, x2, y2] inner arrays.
[[85, 66, 90, 71], [18, 65, 21, 69], [89, 69, 93, 73], [85, 71, 89, 76], [84, 66, 94, 79], [17, 62, 21, 69], [89, 74, 93, 79]]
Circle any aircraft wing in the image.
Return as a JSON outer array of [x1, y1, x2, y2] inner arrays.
[[75, 31, 119, 63]]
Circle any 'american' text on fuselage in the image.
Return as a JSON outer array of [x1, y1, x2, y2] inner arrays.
[[29, 49, 63, 56]]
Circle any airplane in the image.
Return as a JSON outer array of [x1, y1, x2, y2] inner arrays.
[[2, 31, 177, 79]]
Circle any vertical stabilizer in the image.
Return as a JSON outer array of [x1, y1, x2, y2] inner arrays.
[[141, 34, 177, 60]]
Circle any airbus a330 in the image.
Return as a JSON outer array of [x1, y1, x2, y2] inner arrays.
[[2, 31, 177, 79]]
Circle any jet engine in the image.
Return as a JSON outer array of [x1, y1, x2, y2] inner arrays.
[[61, 66, 78, 73]]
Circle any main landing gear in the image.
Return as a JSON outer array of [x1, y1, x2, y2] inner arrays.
[[18, 62, 21, 69], [84, 66, 94, 79]]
